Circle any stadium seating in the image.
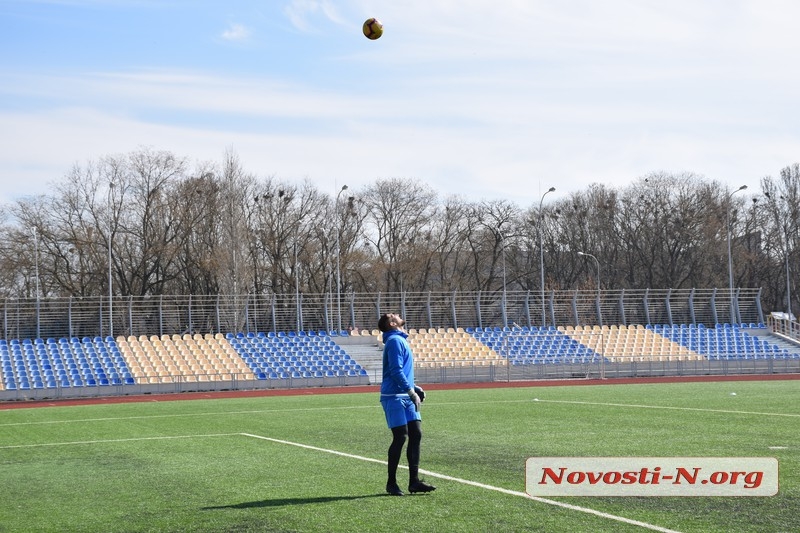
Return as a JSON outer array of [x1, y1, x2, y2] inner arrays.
[[0, 336, 132, 390], [1, 323, 797, 394], [452, 323, 800, 364], [117, 333, 255, 384], [654, 323, 800, 360], [468, 326, 603, 365], [225, 331, 368, 379], [408, 328, 506, 367]]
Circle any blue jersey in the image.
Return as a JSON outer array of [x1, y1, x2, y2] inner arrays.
[[380, 329, 414, 396]]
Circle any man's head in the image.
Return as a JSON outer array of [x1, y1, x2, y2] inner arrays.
[[378, 313, 405, 333]]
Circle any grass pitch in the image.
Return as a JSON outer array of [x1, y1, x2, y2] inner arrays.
[[0, 379, 798, 532]]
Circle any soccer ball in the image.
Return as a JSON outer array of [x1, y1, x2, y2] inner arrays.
[[362, 17, 383, 40]]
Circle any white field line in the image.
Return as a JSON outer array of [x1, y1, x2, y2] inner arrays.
[[0, 405, 378, 427], [526, 399, 800, 418], [0, 400, 540, 427], [241, 432, 682, 533], [3, 397, 796, 428], [0, 433, 240, 449]]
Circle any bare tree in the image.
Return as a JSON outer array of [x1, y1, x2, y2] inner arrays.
[[361, 178, 438, 292], [1, 146, 798, 322], [426, 195, 474, 291], [108, 149, 190, 296], [761, 163, 800, 314], [171, 170, 223, 294], [248, 178, 328, 295]]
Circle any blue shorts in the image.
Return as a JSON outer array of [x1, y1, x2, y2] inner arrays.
[[380, 395, 422, 429]]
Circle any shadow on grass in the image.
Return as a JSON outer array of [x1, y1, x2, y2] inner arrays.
[[203, 493, 388, 510]]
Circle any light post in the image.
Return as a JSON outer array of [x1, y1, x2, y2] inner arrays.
[[577, 251, 601, 328], [501, 230, 507, 328], [785, 225, 792, 319], [501, 233, 507, 295], [295, 240, 301, 332], [539, 187, 556, 328], [108, 181, 115, 338], [726, 185, 747, 325], [335, 184, 348, 333], [33, 227, 41, 339]]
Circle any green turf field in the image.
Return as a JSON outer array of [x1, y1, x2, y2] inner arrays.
[[1, 380, 798, 532]]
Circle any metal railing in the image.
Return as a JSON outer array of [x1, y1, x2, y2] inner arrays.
[[2, 287, 764, 341], [767, 314, 800, 343]]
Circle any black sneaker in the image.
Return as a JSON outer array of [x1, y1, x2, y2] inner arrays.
[[386, 482, 404, 496], [408, 480, 436, 494]]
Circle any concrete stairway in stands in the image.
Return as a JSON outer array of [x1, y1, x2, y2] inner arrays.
[[333, 334, 383, 384]]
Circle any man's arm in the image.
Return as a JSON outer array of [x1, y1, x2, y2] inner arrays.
[[385, 337, 412, 392]]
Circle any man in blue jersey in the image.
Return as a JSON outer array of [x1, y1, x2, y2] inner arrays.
[[378, 312, 436, 496]]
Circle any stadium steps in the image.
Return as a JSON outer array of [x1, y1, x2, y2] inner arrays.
[[748, 328, 800, 355], [332, 335, 383, 384]]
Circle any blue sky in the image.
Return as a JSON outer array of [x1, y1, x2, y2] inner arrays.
[[1, 0, 798, 207]]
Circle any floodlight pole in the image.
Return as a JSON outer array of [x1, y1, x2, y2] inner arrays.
[[726, 185, 747, 325], [539, 187, 555, 328], [295, 241, 300, 332], [501, 230, 508, 328], [33, 227, 41, 339], [335, 184, 348, 333], [786, 227, 792, 319], [108, 182, 115, 338], [577, 251, 601, 328], [578, 250, 604, 378]]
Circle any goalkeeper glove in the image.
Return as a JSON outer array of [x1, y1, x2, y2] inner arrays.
[[414, 385, 426, 403]]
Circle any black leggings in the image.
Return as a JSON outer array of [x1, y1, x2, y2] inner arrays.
[[387, 420, 422, 484]]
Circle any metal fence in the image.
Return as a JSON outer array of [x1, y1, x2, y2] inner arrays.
[[2, 287, 764, 341]]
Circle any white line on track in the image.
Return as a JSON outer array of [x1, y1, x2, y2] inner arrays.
[[241, 432, 682, 533], [529, 399, 800, 418]]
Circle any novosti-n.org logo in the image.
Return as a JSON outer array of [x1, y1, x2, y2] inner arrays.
[[526, 457, 778, 496]]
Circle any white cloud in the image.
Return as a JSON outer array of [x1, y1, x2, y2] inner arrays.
[[220, 23, 251, 42], [1, 0, 798, 207], [283, 0, 345, 32]]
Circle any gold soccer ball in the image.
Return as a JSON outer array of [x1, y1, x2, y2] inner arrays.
[[362, 18, 383, 40]]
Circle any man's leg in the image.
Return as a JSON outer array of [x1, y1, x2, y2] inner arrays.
[[386, 424, 407, 495], [406, 419, 422, 484], [406, 420, 436, 493]]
